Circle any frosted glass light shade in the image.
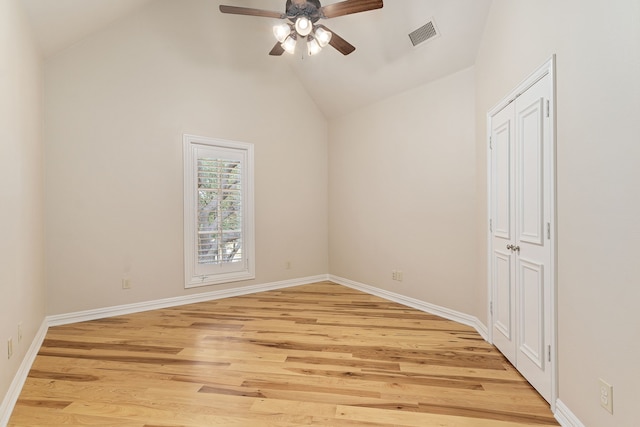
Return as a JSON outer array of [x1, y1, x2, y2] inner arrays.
[[295, 16, 312, 36], [273, 23, 291, 43], [314, 26, 332, 47], [307, 38, 322, 56], [282, 36, 297, 54]]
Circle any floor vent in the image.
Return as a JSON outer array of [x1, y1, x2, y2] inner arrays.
[[409, 19, 440, 47]]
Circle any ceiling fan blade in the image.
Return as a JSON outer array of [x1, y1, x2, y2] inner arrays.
[[320, 0, 383, 19], [269, 42, 285, 56], [219, 5, 286, 19], [317, 24, 356, 55]]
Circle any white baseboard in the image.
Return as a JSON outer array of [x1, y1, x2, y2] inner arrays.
[[554, 399, 586, 427], [0, 319, 48, 427], [47, 274, 330, 327], [329, 275, 489, 341], [473, 318, 489, 341]]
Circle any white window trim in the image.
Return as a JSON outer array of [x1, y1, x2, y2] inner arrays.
[[183, 134, 255, 288]]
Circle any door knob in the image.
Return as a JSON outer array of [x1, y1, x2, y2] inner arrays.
[[507, 244, 514, 250], [513, 245, 520, 253]]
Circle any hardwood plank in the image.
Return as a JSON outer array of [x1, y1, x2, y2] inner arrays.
[[9, 281, 558, 426]]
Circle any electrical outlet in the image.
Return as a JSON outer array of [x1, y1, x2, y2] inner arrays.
[[599, 378, 613, 414], [397, 271, 403, 281], [392, 270, 397, 280], [122, 279, 132, 289], [7, 338, 13, 359], [17, 322, 22, 343]]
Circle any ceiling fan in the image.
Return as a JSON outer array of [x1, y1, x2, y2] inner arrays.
[[219, 0, 383, 56]]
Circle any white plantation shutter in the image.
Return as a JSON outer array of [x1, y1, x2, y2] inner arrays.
[[197, 157, 243, 265], [184, 135, 254, 288]]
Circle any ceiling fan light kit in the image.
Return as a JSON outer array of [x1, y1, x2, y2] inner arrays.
[[280, 20, 332, 55], [220, 0, 383, 57], [273, 20, 329, 56]]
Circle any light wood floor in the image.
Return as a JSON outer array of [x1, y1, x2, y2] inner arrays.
[[9, 282, 559, 426]]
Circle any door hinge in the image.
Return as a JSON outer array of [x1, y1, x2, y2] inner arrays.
[[489, 219, 493, 232], [490, 301, 493, 316], [546, 99, 550, 118], [547, 345, 551, 362], [489, 136, 493, 150], [546, 222, 551, 240]]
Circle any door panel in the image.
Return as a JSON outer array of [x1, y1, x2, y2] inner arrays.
[[518, 98, 544, 246], [493, 250, 513, 339], [518, 258, 544, 369], [493, 121, 512, 240]]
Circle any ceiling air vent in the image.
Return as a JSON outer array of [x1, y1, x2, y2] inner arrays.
[[408, 19, 440, 47]]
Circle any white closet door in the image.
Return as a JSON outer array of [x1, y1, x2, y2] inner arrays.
[[489, 69, 554, 404], [513, 74, 552, 401], [490, 102, 516, 365]]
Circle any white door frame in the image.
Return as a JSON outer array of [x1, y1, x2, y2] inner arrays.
[[486, 55, 557, 410]]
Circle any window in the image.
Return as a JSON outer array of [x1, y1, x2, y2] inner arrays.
[[183, 135, 254, 288]]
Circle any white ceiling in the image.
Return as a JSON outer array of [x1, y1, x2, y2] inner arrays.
[[20, 0, 492, 119]]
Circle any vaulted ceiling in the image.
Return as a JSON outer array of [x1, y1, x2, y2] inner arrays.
[[20, 0, 492, 118]]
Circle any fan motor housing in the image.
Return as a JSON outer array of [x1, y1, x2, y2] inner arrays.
[[286, 0, 322, 22]]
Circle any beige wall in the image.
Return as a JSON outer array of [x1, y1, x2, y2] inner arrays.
[[0, 0, 45, 405], [328, 67, 478, 316], [475, 1, 640, 426], [44, 0, 329, 315]]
